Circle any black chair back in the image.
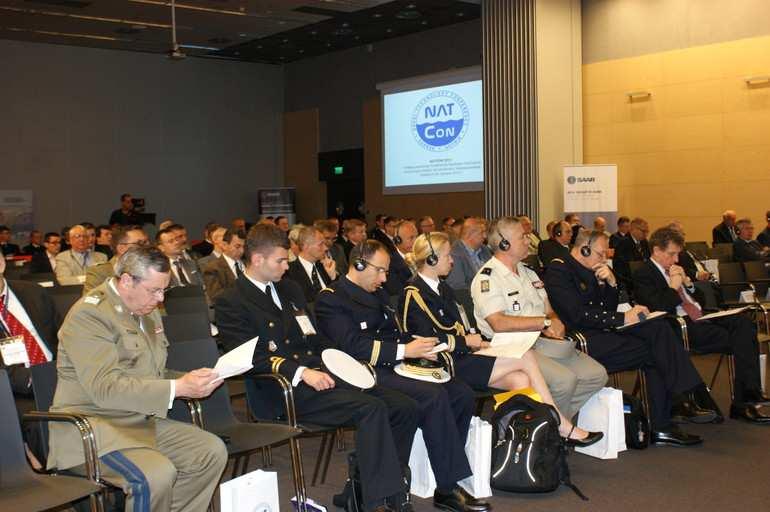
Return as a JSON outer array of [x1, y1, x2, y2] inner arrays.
[[718, 262, 750, 302], [742, 261, 770, 298], [710, 244, 734, 262], [3, 263, 27, 280], [164, 285, 208, 316], [21, 272, 57, 286], [30, 361, 59, 460], [47, 285, 83, 319], [162, 312, 211, 343], [0, 369, 36, 487], [165, 338, 238, 431]]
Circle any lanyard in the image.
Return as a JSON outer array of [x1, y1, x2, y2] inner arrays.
[[0, 292, 11, 338]]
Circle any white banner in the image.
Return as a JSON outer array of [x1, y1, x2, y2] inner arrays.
[[563, 165, 617, 213], [0, 190, 34, 244]]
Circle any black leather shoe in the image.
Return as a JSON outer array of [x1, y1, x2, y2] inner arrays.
[[743, 391, 770, 406], [563, 427, 604, 448], [651, 425, 703, 446], [671, 401, 717, 424], [434, 486, 491, 512], [730, 403, 770, 424]]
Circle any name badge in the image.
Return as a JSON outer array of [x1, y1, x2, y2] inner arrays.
[[512, 301, 521, 312], [295, 315, 317, 336], [360, 321, 368, 330], [0, 335, 29, 366], [77, 275, 86, 284]]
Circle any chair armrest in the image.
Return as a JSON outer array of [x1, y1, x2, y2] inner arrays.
[[567, 331, 588, 354], [23, 411, 102, 484], [665, 315, 689, 351], [359, 361, 378, 385], [175, 398, 203, 428], [251, 373, 298, 428]]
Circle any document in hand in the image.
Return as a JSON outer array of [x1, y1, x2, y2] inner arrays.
[[475, 331, 540, 359], [696, 306, 751, 322], [616, 311, 667, 331], [213, 337, 257, 382]]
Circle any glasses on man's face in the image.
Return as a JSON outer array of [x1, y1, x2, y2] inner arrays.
[[132, 277, 171, 298], [362, 260, 389, 275]]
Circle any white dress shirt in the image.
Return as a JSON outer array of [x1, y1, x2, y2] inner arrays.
[[650, 259, 701, 318], [222, 254, 241, 278], [47, 251, 57, 271], [0, 278, 53, 363], [298, 256, 325, 289]]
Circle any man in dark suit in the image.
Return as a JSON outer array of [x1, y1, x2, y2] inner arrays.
[[214, 224, 418, 512], [538, 220, 571, 268], [371, 216, 398, 253], [285, 226, 338, 302], [335, 219, 367, 260], [315, 240, 490, 512], [612, 217, 651, 287], [94, 225, 114, 259], [315, 220, 348, 277], [202, 229, 245, 302], [29, 232, 61, 274], [544, 229, 714, 446], [733, 218, 770, 262], [21, 230, 44, 255], [610, 216, 630, 250], [383, 220, 417, 296], [156, 227, 203, 287], [191, 222, 219, 259], [757, 211, 770, 247], [633, 227, 769, 423], [0, 225, 20, 257], [565, 213, 582, 246], [712, 210, 738, 245], [108, 193, 142, 226], [0, 254, 60, 456]]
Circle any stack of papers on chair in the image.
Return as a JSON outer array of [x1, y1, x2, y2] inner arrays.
[[476, 331, 540, 359], [696, 306, 751, 322], [214, 337, 257, 382], [616, 311, 667, 330]]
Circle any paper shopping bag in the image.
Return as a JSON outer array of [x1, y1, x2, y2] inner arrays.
[[220, 469, 279, 512], [458, 416, 493, 498], [575, 387, 627, 459]]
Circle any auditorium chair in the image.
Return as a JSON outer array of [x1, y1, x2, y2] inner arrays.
[[163, 285, 209, 316], [709, 244, 734, 262], [165, 338, 307, 509], [685, 241, 710, 260], [162, 311, 212, 343], [47, 284, 84, 319]]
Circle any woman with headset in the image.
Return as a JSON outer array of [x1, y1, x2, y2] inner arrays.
[[399, 231, 602, 445]]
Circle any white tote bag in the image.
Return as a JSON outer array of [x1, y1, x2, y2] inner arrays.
[[575, 387, 627, 459], [220, 469, 280, 512], [407, 428, 437, 498], [459, 416, 493, 498], [408, 416, 493, 499]]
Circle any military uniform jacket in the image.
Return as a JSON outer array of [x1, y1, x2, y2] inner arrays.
[[49, 280, 177, 470], [315, 277, 410, 368], [214, 276, 328, 383], [83, 257, 116, 294], [399, 274, 473, 355], [543, 255, 625, 334]]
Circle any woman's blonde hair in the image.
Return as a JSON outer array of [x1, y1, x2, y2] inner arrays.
[[408, 231, 450, 269]]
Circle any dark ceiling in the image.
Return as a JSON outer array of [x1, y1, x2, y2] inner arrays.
[[0, 0, 480, 64]]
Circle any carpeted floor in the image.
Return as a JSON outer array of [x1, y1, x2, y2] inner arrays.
[[224, 353, 770, 511]]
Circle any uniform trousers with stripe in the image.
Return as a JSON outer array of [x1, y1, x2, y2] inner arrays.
[[73, 418, 227, 512]]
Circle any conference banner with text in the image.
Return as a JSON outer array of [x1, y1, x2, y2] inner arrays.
[[563, 164, 618, 226], [378, 67, 483, 195]]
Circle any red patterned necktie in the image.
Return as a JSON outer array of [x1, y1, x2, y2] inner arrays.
[[0, 294, 49, 365], [676, 286, 702, 320]]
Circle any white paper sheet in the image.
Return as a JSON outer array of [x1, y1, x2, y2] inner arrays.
[[428, 342, 449, 354], [696, 306, 751, 322], [213, 337, 257, 382], [475, 331, 540, 359]]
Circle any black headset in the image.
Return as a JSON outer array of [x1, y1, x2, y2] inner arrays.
[[580, 231, 601, 257], [352, 241, 373, 271], [425, 232, 438, 266], [392, 223, 402, 246], [496, 228, 511, 251]]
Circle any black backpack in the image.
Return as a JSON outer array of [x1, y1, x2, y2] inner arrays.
[[490, 394, 587, 500], [623, 393, 650, 449]]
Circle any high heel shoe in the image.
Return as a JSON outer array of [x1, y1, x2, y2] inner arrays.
[[563, 424, 604, 448]]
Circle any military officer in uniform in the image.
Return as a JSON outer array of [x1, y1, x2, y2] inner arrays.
[[316, 240, 491, 512], [399, 232, 602, 446], [49, 247, 227, 512], [544, 229, 717, 446], [471, 217, 608, 420], [214, 224, 418, 512]]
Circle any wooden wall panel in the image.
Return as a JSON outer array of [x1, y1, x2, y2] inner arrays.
[[283, 109, 325, 223]]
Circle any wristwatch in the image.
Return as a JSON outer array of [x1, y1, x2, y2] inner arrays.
[[543, 318, 552, 328]]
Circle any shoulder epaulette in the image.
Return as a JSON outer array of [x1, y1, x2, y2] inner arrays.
[[551, 258, 565, 264], [319, 287, 334, 294], [404, 285, 419, 292], [480, 268, 492, 276], [83, 291, 105, 306]]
